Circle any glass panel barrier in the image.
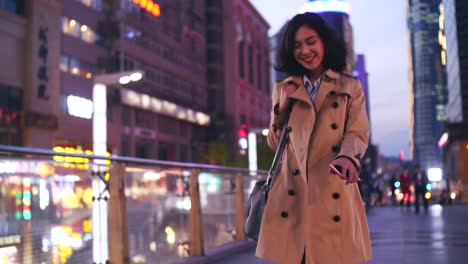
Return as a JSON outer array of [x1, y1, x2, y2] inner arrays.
[[199, 172, 236, 251], [0, 145, 269, 264], [0, 157, 95, 264], [124, 166, 191, 263]]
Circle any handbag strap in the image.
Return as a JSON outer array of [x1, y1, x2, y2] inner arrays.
[[265, 101, 295, 191]]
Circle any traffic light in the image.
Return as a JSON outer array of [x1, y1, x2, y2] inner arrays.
[[238, 124, 248, 154]]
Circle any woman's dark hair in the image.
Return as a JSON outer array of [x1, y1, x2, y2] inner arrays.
[[275, 12, 348, 76]]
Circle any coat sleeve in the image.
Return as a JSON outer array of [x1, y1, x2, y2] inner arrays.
[[336, 79, 370, 171], [266, 82, 284, 151]]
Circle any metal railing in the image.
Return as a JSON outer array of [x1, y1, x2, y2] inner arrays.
[[0, 144, 266, 264]]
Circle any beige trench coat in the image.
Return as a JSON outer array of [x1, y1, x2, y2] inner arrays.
[[256, 70, 372, 264]]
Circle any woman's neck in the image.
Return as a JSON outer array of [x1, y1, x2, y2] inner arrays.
[[307, 67, 325, 82]]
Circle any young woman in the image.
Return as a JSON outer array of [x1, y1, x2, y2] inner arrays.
[[256, 13, 372, 264]]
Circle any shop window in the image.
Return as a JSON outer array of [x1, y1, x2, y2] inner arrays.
[[121, 106, 132, 126], [248, 45, 254, 84], [135, 109, 153, 129], [1, 0, 25, 16], [257, 53, 262, 89], [61, 16, 100, 44], [121, 135, 130, 156], [61, 54, 93, 79], [238, 41, 244, 79], [136, 140, 153, 159], [158, 142, 176, 161], [60, 55, 69, 72], [77, 0, 102, 11], [179, 144, 188, 162]]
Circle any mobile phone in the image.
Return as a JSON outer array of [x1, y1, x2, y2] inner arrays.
[[329, 164, 347, 180]]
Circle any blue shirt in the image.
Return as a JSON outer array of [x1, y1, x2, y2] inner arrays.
[[303, 75, 323, 102]]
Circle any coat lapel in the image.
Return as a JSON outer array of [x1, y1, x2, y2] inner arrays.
[[288, 76, 313, 107], [314, 70, 339, 112], [286, 76, 315, 182]]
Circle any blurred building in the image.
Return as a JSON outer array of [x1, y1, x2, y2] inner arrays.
[[354, 55, 371, 125], [269, 23, 287, 86], [407, 0, 448, 169], [353, 54, 378, 172], [441, 0, 468, 201], [0, 0, 61, 148], [109, 0, 209, 161], [0, 0, 213, 162], [205, 0, 271, 156]]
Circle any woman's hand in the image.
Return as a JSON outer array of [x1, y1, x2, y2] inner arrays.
[[330, 157, 360, 185], [279, 78, 298, 113]]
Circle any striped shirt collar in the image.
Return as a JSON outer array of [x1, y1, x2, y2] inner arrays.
[[303, 74, 324, 101]]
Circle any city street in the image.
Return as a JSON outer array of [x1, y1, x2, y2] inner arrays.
[[214, 205, 468, 264]]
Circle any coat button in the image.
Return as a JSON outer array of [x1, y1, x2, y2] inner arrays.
[[288, 190, 296, 196], [332, 193, 340, 199], [331, 102, 339, 108], [292, 169, 300, 176], [331, 123, 338, 130], [281, 211, 288, 218], [273, 104, 280, 115], [329, 91, 336, 96], [333, 215, 341, 222], [287, 126, 292, 133], [332, 145, 340, 153]]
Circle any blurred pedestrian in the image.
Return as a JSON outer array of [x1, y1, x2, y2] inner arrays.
[[257, 12, 372, 264], [398, 168, 412, 208], [412, 164, 428, 213], [373, 174, 385, 206], [389, 173, 398, 206], [359, 163, 373, 208]]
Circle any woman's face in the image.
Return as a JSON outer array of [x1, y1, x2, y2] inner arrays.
[[293, 25, 325, 73]]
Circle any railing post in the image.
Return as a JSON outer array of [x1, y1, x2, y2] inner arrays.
[[108, 163, 129, 264], [235, 173, 247, 240], [189, 169, 204, 256]]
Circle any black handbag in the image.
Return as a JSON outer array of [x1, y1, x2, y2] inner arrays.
[[244, 103, 294, 240]]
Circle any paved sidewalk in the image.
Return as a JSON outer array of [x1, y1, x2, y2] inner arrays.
[[213, 205, 468, 264]]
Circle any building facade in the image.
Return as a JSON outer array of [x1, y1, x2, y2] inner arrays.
[[205, 0, 271, 157], [0, 0, 213, 162], [407, 0, 448, 169], [0, 0, 61, 149], [442, 0, 468, 201], [353, 54, 379, 172], [113, 0, 209, 161], [354, 55, 371, 127], [269, 23, 287, 86]]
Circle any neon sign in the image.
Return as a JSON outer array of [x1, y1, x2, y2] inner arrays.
[[132, 0, 161, 17], [53, 146, 111, 170]]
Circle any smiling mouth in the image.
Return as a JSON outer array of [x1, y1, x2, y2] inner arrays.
[[303, 56, 315, 64]]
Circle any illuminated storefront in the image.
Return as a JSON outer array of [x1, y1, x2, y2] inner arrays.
[[0, 235, 21, 264], [0, 157, 95, 263]]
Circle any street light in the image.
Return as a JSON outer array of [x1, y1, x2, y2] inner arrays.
[[92, 70, 143, 264], [248, 128, 268, 176]]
